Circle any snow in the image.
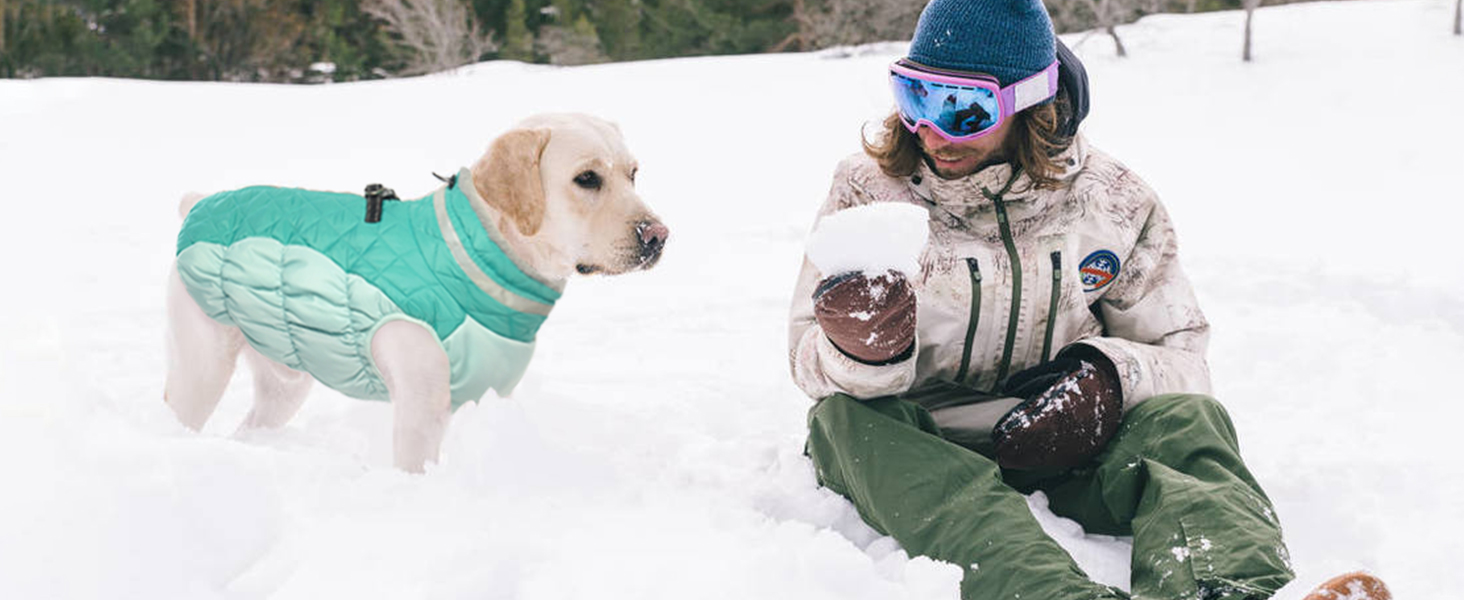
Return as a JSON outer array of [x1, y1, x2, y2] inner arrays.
[[806, 202, 931, 278], [1, 1, 1461, 598]]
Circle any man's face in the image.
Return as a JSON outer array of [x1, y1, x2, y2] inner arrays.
[[916, 116, 1015, 179]]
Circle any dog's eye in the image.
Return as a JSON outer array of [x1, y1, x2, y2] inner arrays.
[[629, 167, 638, 184], [574, 171, 602, 190]]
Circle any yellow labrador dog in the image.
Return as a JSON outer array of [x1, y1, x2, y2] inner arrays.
[[165, 113, 667, 472]]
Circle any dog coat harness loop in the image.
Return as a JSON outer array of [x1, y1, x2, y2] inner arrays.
[[363, 183, 400, 223]]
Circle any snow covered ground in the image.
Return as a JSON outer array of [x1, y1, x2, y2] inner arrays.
[[1, 0, 1461, 598]]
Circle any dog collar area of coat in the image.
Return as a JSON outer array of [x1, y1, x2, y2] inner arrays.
[[174, 169, 561, 403], [436, 167, 560, 319]]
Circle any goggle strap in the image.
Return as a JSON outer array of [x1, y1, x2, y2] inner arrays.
[[1006, 61, 1061, 114]]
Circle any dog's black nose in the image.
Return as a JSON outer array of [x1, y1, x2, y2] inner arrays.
[[638, 222, 668, 256]]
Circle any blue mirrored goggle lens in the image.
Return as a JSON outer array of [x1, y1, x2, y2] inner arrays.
[[889, 71, 1003, 138]]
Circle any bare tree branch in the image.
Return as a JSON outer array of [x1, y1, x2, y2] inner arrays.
[[1105, 24, 1127, 56], [363, 0, 499, 75], [1048, 0, 1134, 56], [1243, 0, 1260, 61], [1070, 30, 1101, 51], [186, 0, 197, 40], [782, 0, 923, 51], [1454, 0, 1461, 36], [1077, 0, 1128, 56]]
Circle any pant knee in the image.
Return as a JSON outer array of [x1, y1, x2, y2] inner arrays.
[[1115, 394, 1250, 478], [809, 392, 857, 417], [807, 394, 856, 434], [1125, 393, 1232, 430], [809, 393, 938, 437], [1110, 395, 1239, 458]]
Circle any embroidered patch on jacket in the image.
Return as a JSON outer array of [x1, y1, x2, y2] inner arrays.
[[1079, 250, 1120, 292]]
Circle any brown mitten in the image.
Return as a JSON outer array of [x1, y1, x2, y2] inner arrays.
[[1302, 572, 1391, 600], [993, 356, 1123, 470], [812, 270, 917, 365]]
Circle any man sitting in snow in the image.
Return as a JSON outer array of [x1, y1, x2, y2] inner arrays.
[[786, 0, 1390, 599]]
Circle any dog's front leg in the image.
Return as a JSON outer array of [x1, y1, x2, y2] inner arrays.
[[371, 320, 452, 473]]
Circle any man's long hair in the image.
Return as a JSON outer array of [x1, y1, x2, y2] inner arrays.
[[861, 95, 1075, 190]]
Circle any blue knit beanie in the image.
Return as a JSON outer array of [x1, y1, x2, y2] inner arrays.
[[908, 0, 1057, 87]]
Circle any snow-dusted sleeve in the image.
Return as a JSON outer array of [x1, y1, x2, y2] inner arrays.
[[788, 162, 919, 401], [1061, 191, 1212, 410]]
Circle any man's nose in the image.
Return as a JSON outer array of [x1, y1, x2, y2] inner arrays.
[[916, 125, 948, 150]]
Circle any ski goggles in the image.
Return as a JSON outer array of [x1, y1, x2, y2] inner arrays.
[[889, 59, 1060, 142]]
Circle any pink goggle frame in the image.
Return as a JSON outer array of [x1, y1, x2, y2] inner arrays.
[[889, 59, 1060, 142]]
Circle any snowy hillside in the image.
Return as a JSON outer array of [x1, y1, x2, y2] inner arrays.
[[1, 0, 1461, 598]]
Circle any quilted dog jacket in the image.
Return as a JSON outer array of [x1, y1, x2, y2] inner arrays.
[[175, 168, 560, 406]]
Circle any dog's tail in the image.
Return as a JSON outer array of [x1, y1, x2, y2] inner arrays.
[[178, 192, 207, 219]]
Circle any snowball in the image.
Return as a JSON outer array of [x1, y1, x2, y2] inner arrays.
[[805, 203, 930, 277]]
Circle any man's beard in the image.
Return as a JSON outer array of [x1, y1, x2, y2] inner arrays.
[[923, 149, 1007, 179]]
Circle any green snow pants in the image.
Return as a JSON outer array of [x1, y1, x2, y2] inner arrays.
[[806, 393, 1295, 600]]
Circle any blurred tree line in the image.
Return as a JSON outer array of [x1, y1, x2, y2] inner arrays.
[[0, 0, 1254, 81]]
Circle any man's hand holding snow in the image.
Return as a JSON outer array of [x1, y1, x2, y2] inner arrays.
[[803, 203, 927, 369], [812, 270, 917, 365], [992, 355, 1123, 470]]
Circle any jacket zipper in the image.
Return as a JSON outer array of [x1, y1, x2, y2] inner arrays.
[[1041, 251, 1062, 362], [991, 195, 1021, 385], [955, 258, 982, 383]]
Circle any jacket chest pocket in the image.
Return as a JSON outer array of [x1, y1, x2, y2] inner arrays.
[[1002, 243, 1067, 378], [933, 234, 1085, 390], [1033, 238, 1105, 367], [944, 244, 1042, 392], [1039, 249, 1065, 363]]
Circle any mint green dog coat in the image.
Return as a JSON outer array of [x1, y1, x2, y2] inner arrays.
[[175, 168, 560, 406]]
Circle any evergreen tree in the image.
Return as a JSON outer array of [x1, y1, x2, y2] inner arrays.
[[534, 0, 605, 64], [590, 0, 640, 60], [547, 0, 581, 21], [192, 0, 307, 80], [298, 0, 395, 81], [637, 0, 704, 57], [0, 0, 1298, 80], [635, 0, 788, 58], [502, 0, 533, 60]]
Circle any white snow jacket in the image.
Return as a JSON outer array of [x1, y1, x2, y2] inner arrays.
[[789, 136, 1212, 411]]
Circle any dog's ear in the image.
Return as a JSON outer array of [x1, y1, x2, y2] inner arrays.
[[474, 127, 551, 237]]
